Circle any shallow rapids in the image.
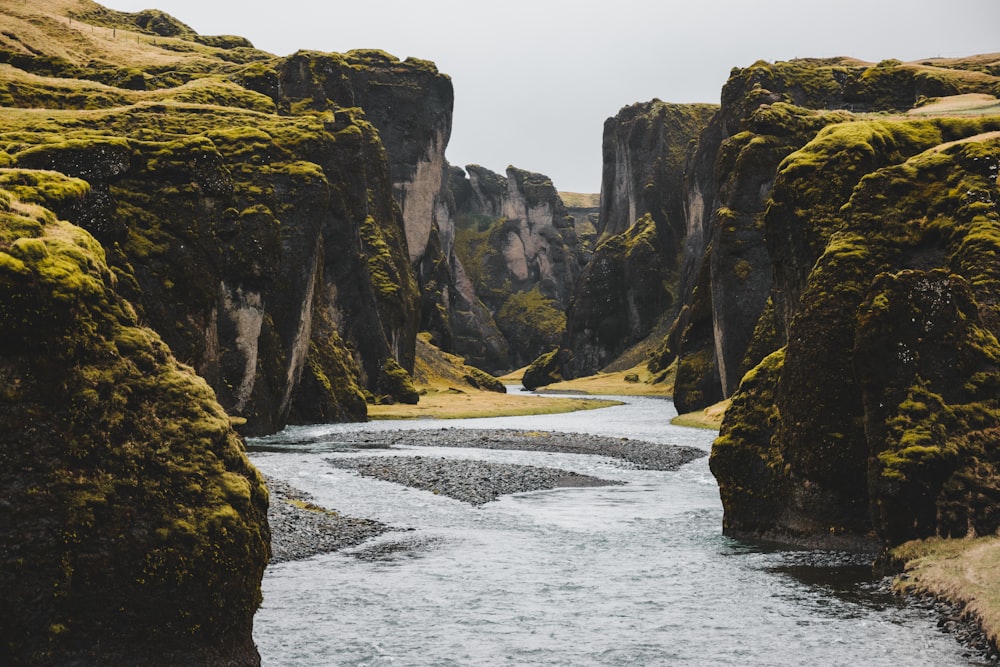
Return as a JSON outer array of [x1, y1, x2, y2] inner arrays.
[[248, 394, 980, 666]]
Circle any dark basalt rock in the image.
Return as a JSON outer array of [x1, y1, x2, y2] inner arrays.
[[665, 56, 1000, 413], [0, 12, 456, 435], [550, 101, 716, 382], [0, 184, 269, 665], [711, 116, 1000, 548]]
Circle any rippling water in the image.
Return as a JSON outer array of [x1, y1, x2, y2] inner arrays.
[[248, 393, 977, 666]]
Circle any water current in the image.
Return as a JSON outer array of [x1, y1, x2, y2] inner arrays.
[[248, 393, 979, 666]]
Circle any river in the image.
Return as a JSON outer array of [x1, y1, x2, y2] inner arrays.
[[247, 393, 979, 666]]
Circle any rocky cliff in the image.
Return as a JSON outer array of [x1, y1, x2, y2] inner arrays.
[[555, 101, 716, 379], [453, 165, 588, 370], [658, 56, 1000, 414], [0, 1, 467, 435], [0, 178, 269, 664], [709, 104, 1000, 548]]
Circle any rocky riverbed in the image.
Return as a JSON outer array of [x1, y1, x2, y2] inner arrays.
[[262, 427, 705, 563], [265, 476, 388, 563]]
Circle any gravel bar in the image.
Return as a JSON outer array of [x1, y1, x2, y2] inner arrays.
[[263, 428, 706, 562], [344, 427, 706, 470], [264, 475, 388, 564], [327, 455, 623, 505]]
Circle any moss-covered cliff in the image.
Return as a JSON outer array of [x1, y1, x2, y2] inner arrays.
[[452, 165, 587, 371], [556, 101, 716, 379], [0, 1, 449, 433], [661, 56, 1000, 413], [711, 115, 1000, 548], [0, 180, 269, 664]]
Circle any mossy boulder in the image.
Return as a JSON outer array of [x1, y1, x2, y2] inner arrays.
[[0, 186, 269, 664], [522, 349, 563, 391]]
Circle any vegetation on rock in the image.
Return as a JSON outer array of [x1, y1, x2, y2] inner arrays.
[[0, 183, 269, 664], [711, 112, 1000, 548], [0, 0, 438, 434]]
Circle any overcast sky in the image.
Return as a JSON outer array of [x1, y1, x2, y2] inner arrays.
[[102, 0, 999, 193]]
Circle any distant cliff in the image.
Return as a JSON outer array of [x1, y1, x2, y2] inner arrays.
[[453, 165, 588, 371], [561, 101, 717, 378], [520, 101, 716, 389]]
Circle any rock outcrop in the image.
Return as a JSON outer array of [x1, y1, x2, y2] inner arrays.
[[0, 180, 269, 664], [659, 56, 1000, 413], [0, 3, 458, 435], [710, 114, 1000, 548], [453, 165, 588, 370], [556, 101, 716, 378]]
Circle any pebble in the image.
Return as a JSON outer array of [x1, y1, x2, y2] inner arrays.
[[264, 428, 705, 563], [327, 455, 623, 506], [344, 427, 706, 471], [264, 475, 387, 564]]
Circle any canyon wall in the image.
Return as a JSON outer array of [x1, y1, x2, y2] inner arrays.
[[0, 8, 474, 434], [452, 165, 588, 371], [0, 176, 270, 664]]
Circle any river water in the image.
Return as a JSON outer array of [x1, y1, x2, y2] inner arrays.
[[248, 394, 978, 666]]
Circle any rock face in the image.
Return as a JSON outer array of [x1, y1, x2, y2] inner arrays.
[[452, 165, 588, 371], [659, 56, 1000, 414], [558, 101, 716, 378], [0, 4, 459, 435], [710, 115, 1000, 548], [0, 181, 270, 664]]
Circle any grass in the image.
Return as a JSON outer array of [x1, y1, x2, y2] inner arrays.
[[559, 191, 600, 208], [893, 536, 1000, 647], [368, 391, 621, 420], [372, 333, 621, 419], [509, 360, 674, 397], [909, 93, 1000, 117], [671, 399, 731, 430]]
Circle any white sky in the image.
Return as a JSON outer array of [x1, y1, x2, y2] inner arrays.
[[100, 0, 999, 193]]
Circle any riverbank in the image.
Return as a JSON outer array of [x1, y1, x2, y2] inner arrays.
[[367, 390, 621, 420], [892, 536, 1000, 660]]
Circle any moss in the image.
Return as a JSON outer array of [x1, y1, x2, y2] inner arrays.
[[0, 188, 269, 661], [522, 349, 562, 391], [374, 357, 419, 405], [722, 113, 1000, 546], [360, 214, 405, 302], [497, 287, 567, 352], [674, 348, 715, 410], [710, 348, 788, 536], [0, 169, 90, 211]]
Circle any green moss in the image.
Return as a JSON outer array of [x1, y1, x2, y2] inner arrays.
[[375, 357, 419, 405], [674, 347, 715, 409], [0, 188, 269, 659], [710, 347, 788, 534], [498, 287, 566, 345], [0, 169, 90, 210]]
